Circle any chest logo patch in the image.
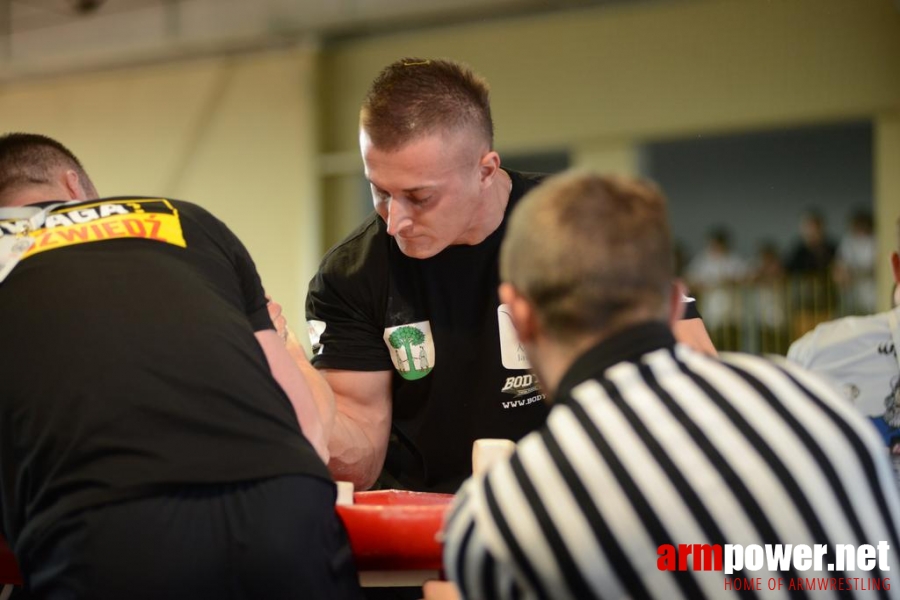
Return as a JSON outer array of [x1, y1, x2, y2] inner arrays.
[[383, 321, 435, 380], [498, 304, 531, 369]]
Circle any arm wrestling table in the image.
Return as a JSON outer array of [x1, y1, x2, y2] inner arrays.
[[0, 491, 452, 593]]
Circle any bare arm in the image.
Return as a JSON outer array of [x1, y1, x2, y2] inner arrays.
[[672, 317, 718, 356], [268, 298, 336, 439], [267, 297, 392, 488], [255, 329, 331, 462], [320, 368, 393, 490]]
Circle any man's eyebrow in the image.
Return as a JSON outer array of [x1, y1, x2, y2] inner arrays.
[[403, 186, 434, 194], [366, 179, 434, 194]]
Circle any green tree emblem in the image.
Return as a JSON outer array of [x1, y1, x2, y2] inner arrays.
[[388, 325, 432, 380]]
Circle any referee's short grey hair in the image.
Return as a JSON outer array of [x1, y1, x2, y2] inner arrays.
[[500, 170, 675, 342]]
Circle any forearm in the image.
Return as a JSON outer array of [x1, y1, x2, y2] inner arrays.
[[256, 330, 329, 462], [327, 410, 389, 490], [285, 332, 336, 440]]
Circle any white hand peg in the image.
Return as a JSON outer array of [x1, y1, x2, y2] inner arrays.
[[472, 438, 516, 476], [335, 480, 355, 506]]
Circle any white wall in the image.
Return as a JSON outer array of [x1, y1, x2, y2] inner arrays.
[[0, 46, 321, 328]]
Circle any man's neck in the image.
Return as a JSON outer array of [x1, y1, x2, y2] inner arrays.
[[531, 334, 604, 403], [459, 169, 511, 246], [1, 185, 72, 208], [537, 318, 675, 403]]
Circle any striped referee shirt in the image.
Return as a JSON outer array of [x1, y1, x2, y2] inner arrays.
[[443, 322, 900, 600]]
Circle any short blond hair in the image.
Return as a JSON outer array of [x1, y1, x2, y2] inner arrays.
[[500, 171, 674, 341]]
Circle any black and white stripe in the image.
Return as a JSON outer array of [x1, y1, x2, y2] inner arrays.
[[444, 345, 900, 600]]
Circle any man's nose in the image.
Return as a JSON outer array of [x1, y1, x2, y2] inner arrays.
[[385, 199, 411, 236]]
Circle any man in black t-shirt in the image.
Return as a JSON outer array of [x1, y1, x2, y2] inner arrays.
[[303, 58, 715, 495], [0, 133, 361, 600]]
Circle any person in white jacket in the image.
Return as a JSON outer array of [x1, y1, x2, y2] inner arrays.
[[788, 216, 900, 451]]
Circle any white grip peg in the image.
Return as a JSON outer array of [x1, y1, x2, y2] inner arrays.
[[335, 480, 355, 506], [472, 438, 516, 476]]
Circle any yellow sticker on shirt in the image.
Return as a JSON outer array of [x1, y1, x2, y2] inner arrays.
[[0, 199, 187, 258]]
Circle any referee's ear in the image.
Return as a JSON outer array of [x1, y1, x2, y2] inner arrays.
[[668, 280, 687, 328]]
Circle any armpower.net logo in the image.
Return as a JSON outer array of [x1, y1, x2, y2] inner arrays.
[[657, 542, 891, 592]]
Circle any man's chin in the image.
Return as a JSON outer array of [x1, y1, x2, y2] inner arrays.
[[396, 238, 443, 259]]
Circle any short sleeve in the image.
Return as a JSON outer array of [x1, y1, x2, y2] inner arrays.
[[231, 243, 273, 332], [179, 201, 273, 332], [305, 233, 393, 372]]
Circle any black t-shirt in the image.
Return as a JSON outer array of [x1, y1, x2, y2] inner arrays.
[[307, 170, 703, 492], [0, 197, 329, 552], [307, 171, 550, 493]]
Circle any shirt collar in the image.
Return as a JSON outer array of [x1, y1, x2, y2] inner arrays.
[[555, 321, 676, 401]]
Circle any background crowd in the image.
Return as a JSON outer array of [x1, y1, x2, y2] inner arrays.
[[682, 209, 878, 353]]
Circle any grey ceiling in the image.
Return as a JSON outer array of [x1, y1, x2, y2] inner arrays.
[[0, 0, 677, 74]]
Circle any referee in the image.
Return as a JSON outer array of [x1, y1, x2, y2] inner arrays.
[[428, 171, 900, 600]]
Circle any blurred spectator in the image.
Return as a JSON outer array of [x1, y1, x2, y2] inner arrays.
[[748, 241, 789, 353], [785, 210, 838, 334], [785, 209, 837, 275], [750, 241, 786, 283], [834, 209, 877, 315], [685, 227, 748, 336]]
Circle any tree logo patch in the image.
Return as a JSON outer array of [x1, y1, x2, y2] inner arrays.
[[383, 321, 435, 380]]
